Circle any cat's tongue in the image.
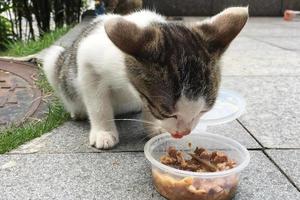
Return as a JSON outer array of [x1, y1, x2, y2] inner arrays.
[[171, 133, 184, 139], [171, 130, 191, 139]]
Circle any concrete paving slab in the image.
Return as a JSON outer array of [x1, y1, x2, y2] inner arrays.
[[9, 113, 147, 154], [266, 150, 300, 189], [183, 18, 300, 76], [9, 116, 259, 154], [235, 151, 300, 199], [221, 36, 300, 76], [250, 36, 300, 51], [207, 120, 260, 148], [0, 153, 161, 200], [241, 18, 300, 37], [1, 151, 299, 200], [222, 76, 300, 148], [183, 17, 300, 38]]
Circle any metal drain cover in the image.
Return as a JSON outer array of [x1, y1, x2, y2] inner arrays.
[[0, 59, 42, 127]]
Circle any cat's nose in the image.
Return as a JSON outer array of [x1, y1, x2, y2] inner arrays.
[[170, 130, 191, 139]]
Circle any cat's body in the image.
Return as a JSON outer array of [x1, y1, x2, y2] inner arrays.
[[43, 8, 248, 149], [45, 12, 159, 118]]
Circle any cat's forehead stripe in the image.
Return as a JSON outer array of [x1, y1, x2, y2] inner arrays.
[[154, 23, 219, 101], [125, 20, 221, 112]]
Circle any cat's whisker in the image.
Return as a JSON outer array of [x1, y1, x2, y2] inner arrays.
[[103, 118, 163, 142], [135, 135, 151, 145], [105, 118, 157, 126], [156, 88, 173, 99], [135, 128, 164, 145]]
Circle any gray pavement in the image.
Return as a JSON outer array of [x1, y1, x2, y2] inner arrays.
[[1, 17, 300, 199]]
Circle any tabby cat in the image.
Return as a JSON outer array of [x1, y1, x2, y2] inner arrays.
[[43, 7, 248, 149]]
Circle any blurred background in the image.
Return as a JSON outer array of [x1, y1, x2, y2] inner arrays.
[[0, 1, 300, 199], [1, 0, 299, 51]]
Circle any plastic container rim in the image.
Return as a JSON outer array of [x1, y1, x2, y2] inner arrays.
[[144, 132, 250, 179], [199, 89, 246, 126]]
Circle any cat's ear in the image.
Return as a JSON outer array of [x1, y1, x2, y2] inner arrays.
[[104, 17, 159, 57], [195, 7, 248, 53]]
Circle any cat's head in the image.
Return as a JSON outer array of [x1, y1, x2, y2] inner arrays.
[[105, 7, 248, 138]]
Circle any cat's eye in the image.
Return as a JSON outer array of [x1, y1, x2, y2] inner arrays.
[[138, 91, 176, 120], [147, 104, 176, 120], [154, 107, 176, 119], [156, 109, 177, 119], [170, 115, 177, 119]]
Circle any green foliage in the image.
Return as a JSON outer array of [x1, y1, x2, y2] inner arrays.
[[0, 0, 83, 49], [0, 26, 70, 56], [0, 2, 13, 50]]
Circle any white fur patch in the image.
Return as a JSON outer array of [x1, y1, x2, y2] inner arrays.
[[43, 10, 189, 148], [75, 10, 166, 148], [175, 96, 207, 120], [77, 10, 166, 117], [43, 45, 65, 88], [159, 96, 207, 134]]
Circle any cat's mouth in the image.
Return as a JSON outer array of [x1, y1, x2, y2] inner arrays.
[[171, 133, 184, 139], [170, 130, 190, 139]]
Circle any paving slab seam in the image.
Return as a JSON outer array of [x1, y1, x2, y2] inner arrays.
[[245, 36, 299, 52], [237, 120, 300, 192], [263, 150, 300, 192], [223, 75, 300, 78], [237, 120, 300, 150], [249, 36, 300, 39], [6, 150, 145, 155], [264, 148, 300, 150], [246, 148, 264, 151], [6, 149, 266, 156], [237, 119, 265, 148]]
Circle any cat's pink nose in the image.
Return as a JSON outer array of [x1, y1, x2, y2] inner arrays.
[[171, 130, 191, 139]]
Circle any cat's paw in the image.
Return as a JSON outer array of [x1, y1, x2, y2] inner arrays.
[[89, 130, 119, 149]]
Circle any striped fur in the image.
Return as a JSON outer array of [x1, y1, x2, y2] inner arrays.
[[43, 8, 248, 149]]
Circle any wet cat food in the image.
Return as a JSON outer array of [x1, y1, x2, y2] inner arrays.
[[153, 146, 238, 200], [160, 146, 237, 172]]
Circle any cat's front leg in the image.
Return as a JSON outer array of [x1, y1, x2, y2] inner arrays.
[[87, 88, 119, 149], [79, 73, 119, 149]]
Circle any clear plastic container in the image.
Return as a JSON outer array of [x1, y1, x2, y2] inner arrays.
[[195, 89, 246, 131], [144, 132, 250, 200]]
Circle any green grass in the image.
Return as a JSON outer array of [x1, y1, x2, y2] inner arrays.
[[0, 62, 70, 154], [0, 27, 70, 57], [0, 101, 69, 154], [0, 26, 73, 154]]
